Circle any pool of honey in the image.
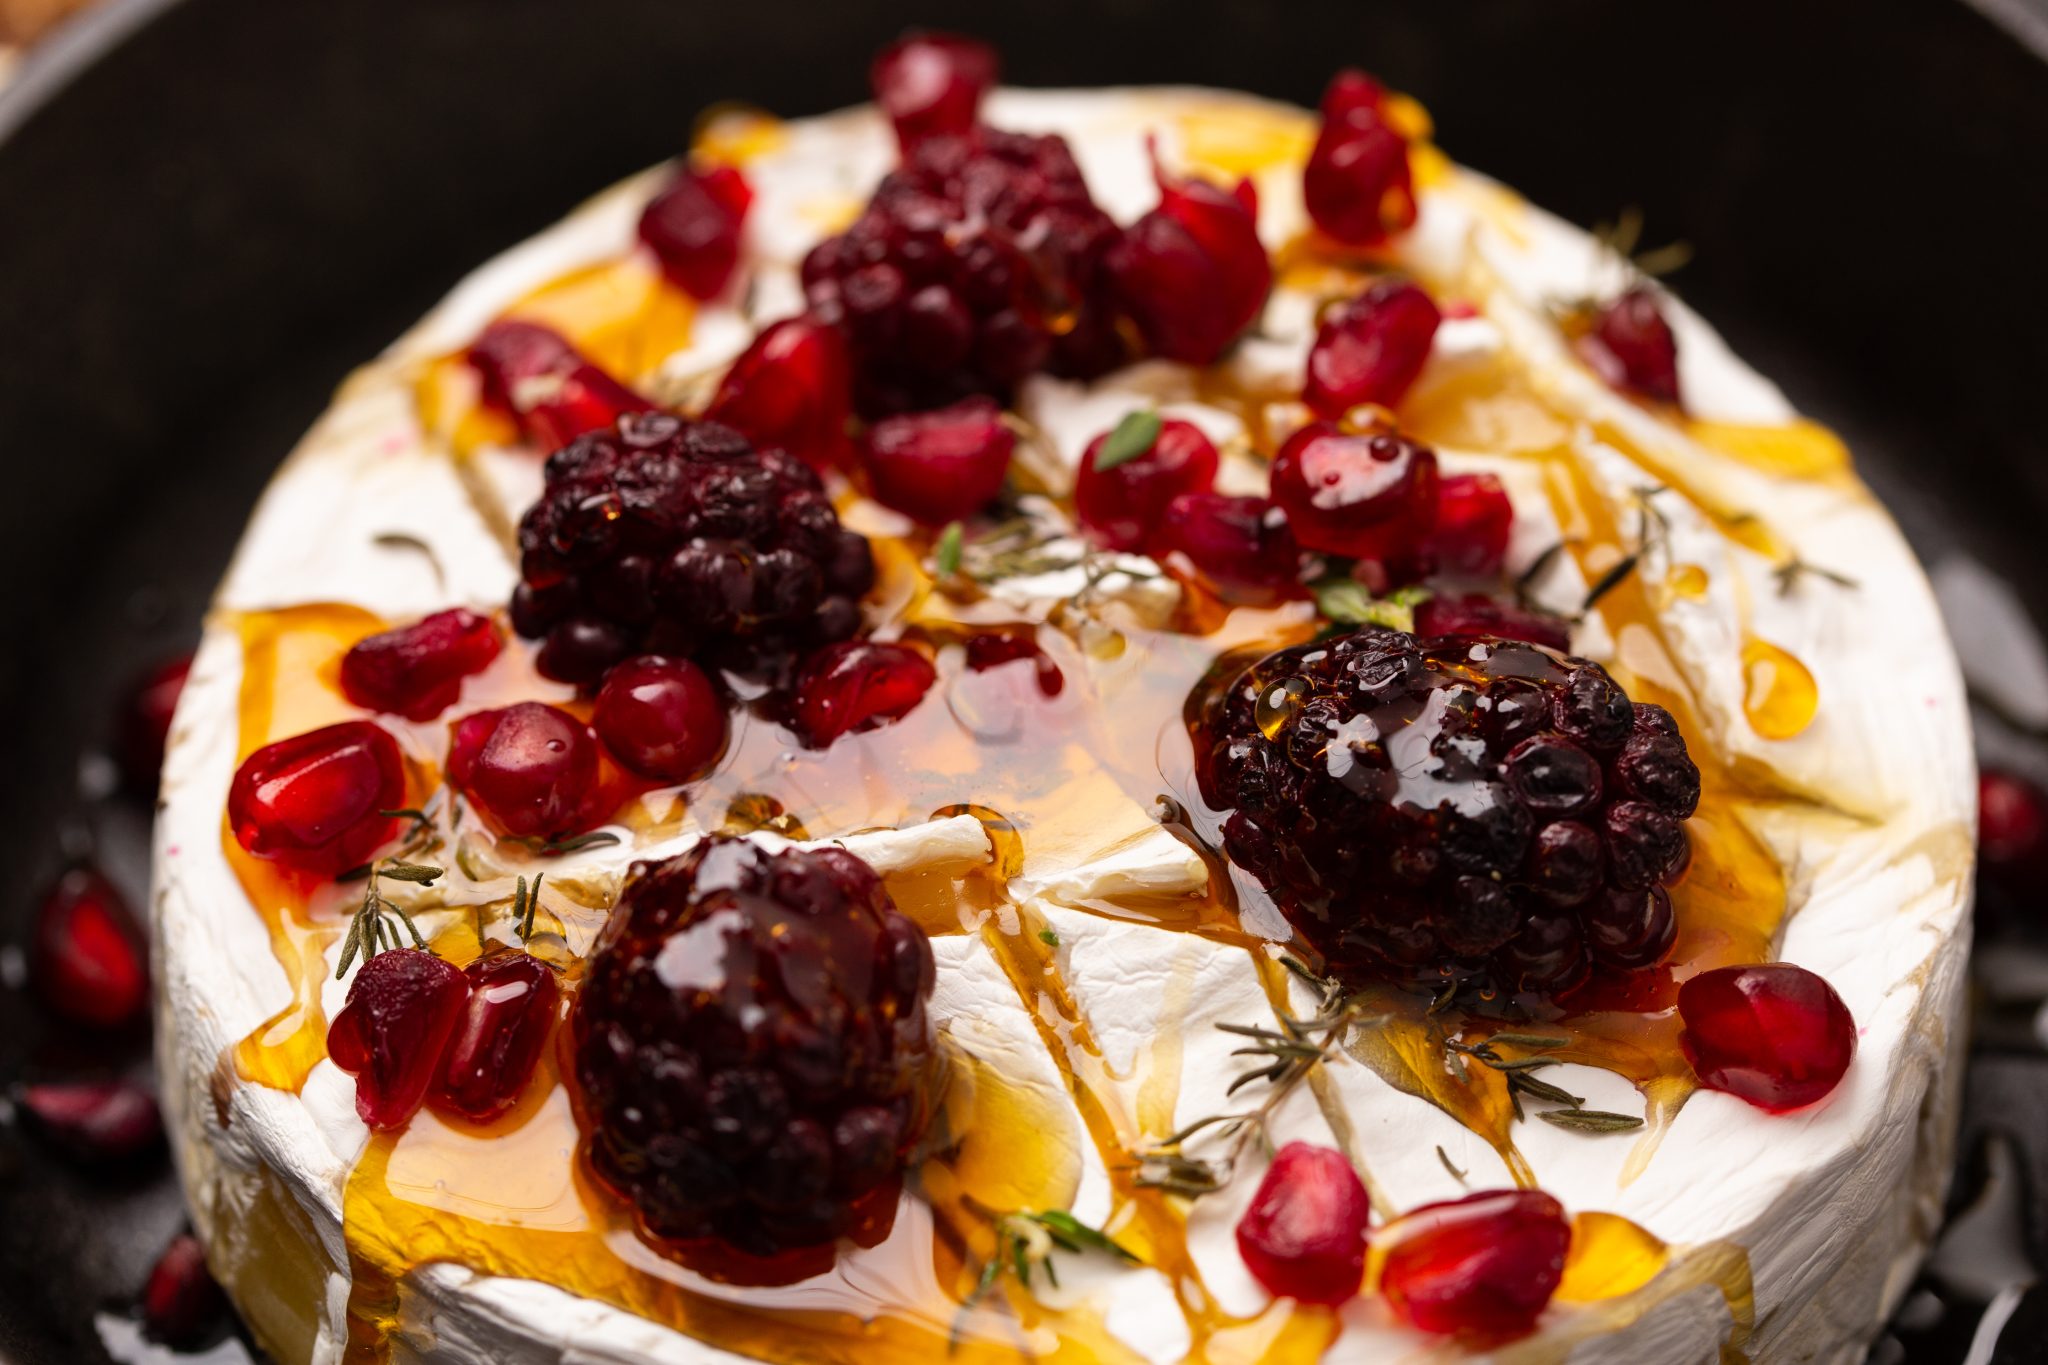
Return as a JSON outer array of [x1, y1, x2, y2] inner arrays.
[[204, 106, 1857, 1363]]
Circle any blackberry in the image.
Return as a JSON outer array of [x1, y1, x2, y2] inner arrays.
[[802, 126, 1125, 415], [569, 837, 937, 1269], [511, 412, 874, 687], [1192, 627, 1698, 1006]]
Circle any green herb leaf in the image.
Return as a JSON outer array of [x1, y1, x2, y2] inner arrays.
[[934, 521, 965, 577], [1093, 410, 1163, 472], [379, 861, 444, 886], [1037, 928, 1059, 947], [1315, 579, 1429, 633], [1535, 1108, 1645, 1134], [538, 830, 621, 856], [1031, 1209, 1139, 1263]]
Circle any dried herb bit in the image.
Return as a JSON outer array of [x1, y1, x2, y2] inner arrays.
[[953, 1208, 1137, 1349], [1515, 539, 1573, 606], [1133, 969, 1382, 1198], [512, 873, 547, 942], [1093, 409, 1163, 473], [1535, 1108, 1644, 1134], [1578, 486, 1670, 618], [335, 862, 436, 979], [1437, 1145, 1468, 1184], [1772, 555, 1859, 597], [1037, 928, 1060, 947], [1508, 1071, 1585, 1108], [1315, 579, 1429, 633], [528, 829, 622, 857], [934, 521, 965, 578]]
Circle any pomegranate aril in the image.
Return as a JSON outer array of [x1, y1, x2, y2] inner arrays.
[[861, 396, 1014, 525], [1110, 151, 1271, 365], [1234, 1141, 1371, 1306], [447, 702, 603, 840], [1424, 473, 1514, 578], [1304, 68, 1416, 247], [118, 653, 192, 795], [703, 316, 853, 471], [1979, 769, 2048, 880], [328, 948, 470, 1131], [1155, 493, 1303, 595], [1577, 285, 1681, 406], [1302, 279, 1440, 419], [432, 952, 560, 1124], [141, 1233, 226, 1348], [1075, 414, 1220, 552], [965, 632, 1064, 697], [593, 655, 728, 783], [469, 319, 652, 453], [340, 608, 502, 722], [1270, 422, 1439, 567], [869, 31, 998, 149], [638, 162, 753, 301], [790, 640, 936, 746], [1678, 963, 1855, 1112], [228, 720, 405, 876], [1378, 1189, 1570, 1339], [18, 1079, 163, 1162], [32, 864, 149, 1029]]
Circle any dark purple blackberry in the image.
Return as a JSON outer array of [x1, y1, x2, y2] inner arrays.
[[1192, 627, 1699, 1006], [801, 126, 1126, 415], [570, 836, 937, 1271], [512, 412, 874, 687]]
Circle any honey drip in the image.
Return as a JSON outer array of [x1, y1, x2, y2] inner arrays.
[[210, 114, 1852, 1363]]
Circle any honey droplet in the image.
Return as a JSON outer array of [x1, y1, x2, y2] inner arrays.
[[1254, 676, 1311, 740], [1740, 637, 1818, 740], [1666, 563, 1708, 599], [1555, 1212, 1670, 1303]]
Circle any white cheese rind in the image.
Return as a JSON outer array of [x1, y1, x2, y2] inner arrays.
[[155, 87, 1973, 1365]]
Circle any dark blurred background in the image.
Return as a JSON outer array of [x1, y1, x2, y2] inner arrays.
[[1, 0, 2046, 1360]]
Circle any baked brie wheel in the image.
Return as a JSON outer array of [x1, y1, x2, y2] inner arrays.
[[154, 32, 1971, 1365]]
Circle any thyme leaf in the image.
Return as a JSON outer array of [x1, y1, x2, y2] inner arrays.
[[1093, 409, 1163, 473], [950, 1208, 1138, 1351], [934, 521, 965, 578], [1535, 1108, 1645, 1134]]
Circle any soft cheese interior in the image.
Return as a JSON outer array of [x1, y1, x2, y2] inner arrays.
[[155, 87, 1973, 1365]]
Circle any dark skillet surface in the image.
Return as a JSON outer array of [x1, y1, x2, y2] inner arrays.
[[1, 1, 2046, 1361]]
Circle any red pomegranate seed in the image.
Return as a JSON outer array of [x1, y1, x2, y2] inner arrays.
[[1979, 769, 2048, 874], [32, 865, 148, 1029], [1678, 963, 1855, 1112], [1304, 68, 1416, 247], [1303, 279, 1440, 419], [1270, 422, 1439, 567], [1155, 493, 1303, 595], [1110, 146, 1271, 365], [1075, 415, 1220, 552], [431, 952, 559, 1124], [328, 948, 470, 1131], [790, 640, 937, 745], [117, 653, 192, 795], [1319, 68, 1387, 124], [1424, 472, 1514, 578], [869, 31, 998, 149], [228, 721, 405, 876], [638, 162, 754, 301], [17, 1079, 163, 1161], [964, 632, 1064, 697], [447, 702, 602, 840], [704, 316, 854, 470], [468, 319, 652, 453], [1234, 1141, 1371, 1305], [1413, 594, 1570, 652], [861, 395, 1015, 525], [593, 655, 728, 783], [340, 608, 502, 722], [141, 1233, 225, 1348], [1379, 1189, 1570, 1338], [1577, 285, 1681, 406]]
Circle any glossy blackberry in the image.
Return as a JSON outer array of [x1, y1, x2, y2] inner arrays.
[[802, 126, 1125, 415], [512, 412, 873, 687], [1192, 627, 1698, 1005], [570, 837, 937, 1269]]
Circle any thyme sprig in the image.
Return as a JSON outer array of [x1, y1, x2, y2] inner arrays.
[[952, 1208, 1138, 1350], [1578, 485, 1670, 618], [1772, 555, 1859, 597], [1133, 964, 1382, 1198], [1445, 1033, 1644, 1134], [1314, 580, 1430, 633], [335, 860, 443, 979]]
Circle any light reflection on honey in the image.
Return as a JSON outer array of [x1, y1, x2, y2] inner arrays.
[[194, 98, 1871, 1362]]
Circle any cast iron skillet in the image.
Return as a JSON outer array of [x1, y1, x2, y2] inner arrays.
[[3, 1, 2046, 1361]]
